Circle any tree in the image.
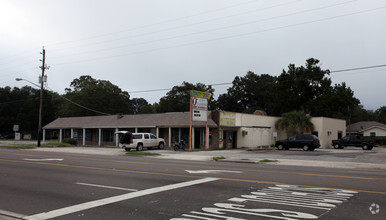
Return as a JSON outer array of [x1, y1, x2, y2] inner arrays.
[[375, 106, 386, 124], [156, 81, 215, 113], [130, 98, 153, 114], [270, 58, 332, 116], [0, 86, 61, 138], [61, 75, 132, 116], [275, 111, 314, 135], [310, 82, 360, 120], [217, 72, 276, 114]]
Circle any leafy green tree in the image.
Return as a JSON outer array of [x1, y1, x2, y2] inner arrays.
[[310, 82, 360, 120], [270, 58, 332, 115], [275, 111, 314, 135], [217, 72, 276, 114], [375, 106, 386, 124], [0, 86, 61, 138], [130, 98, 153, 114], [156, 81, 215, 113], [61, 75, 132, 116]]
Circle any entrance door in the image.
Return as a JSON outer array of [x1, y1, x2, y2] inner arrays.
[[224, 131, 237, 149]]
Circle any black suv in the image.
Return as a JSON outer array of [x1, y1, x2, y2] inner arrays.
[[275, 134, 320, 151]]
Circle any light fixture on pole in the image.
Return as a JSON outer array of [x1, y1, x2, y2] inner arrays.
[[15, 47, 49, 147]]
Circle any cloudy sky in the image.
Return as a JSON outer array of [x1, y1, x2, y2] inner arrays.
[[1, 0, 385, 110]]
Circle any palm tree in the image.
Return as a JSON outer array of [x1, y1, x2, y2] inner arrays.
[[275, 111, 314, 135]]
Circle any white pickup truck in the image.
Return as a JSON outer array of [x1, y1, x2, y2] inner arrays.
[[117, 131, 165, 151]]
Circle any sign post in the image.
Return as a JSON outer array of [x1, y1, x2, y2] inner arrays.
[[189, 90, 211, 151], [13, 124, 20, 142]]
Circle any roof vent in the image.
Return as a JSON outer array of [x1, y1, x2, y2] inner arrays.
[[117, 113, 124, 119]]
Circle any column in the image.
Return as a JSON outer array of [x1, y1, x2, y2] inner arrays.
[[156, 127, 159, 137], [42, 129, 46, 144], [168, 127, 172, 148], [82, 128, 86, 146], [70, 128, 74, 139], [98, 128, 102, 147], [205, 126, 209, 150], [192, 127, 195, 149], [59, 129, 63, 143], [115, 128, 119, 147]]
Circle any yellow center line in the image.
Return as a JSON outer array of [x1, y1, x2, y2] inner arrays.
[[1, 157, 386, 195]]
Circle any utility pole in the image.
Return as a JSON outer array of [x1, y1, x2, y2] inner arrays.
[[38, 47, 49, 147]]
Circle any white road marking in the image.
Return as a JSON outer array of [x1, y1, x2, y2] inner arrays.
[[25, 178, 219, 220], [185, 170, 242, 174], [76, 182, 138, 192], [0, 209, 26, 219], [23, 158, 63, 161]]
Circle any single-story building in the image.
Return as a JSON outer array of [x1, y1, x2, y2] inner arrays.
[[43, 111, 346, 149], [346, 121, 386, 137]]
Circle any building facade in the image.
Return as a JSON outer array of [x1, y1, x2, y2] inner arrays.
[[43, 111, 346, 149]]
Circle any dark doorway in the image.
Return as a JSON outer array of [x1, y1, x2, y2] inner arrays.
[[224, 131, 237, 149]]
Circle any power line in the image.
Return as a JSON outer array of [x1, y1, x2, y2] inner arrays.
[[50, 0, 354, 60], [330, 64, 386, 73], [49, 0, 302, 53], [53, 4, 386, 66], [128, 63, 386, 94], [0, 0, 260, 70], [45, 0, 261, 48]]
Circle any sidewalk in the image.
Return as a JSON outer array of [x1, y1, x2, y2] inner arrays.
[[25, 146, 386, 171]]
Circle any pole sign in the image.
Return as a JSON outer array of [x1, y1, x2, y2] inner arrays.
[[189, 90, 211, 151], [13, 125, 19, 132], [192, 97, 208, 122]]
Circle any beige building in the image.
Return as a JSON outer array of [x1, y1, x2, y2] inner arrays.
[[43, 110, 346, 150], [311, 117, 346, 148], [212, 111, 346, 149]]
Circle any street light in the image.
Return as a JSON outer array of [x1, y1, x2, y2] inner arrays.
[[15, 77, 44, 147]]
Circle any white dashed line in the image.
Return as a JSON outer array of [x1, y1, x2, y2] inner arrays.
[[76, 182, 138, 192]]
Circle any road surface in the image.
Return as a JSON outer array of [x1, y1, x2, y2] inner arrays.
[[0, 148, 384, 219]]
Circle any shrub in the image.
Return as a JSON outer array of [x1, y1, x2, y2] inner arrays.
[[63, 138, 78, 146]]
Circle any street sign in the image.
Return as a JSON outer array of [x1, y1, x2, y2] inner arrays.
[[15, 133, 21, 140], [13, 125, 19, 132]]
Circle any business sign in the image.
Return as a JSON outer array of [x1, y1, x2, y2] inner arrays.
[[192, 97, 208, 122], [191, 90, 211, 99], [219, 112, 236, 126], [193, 97, 207, 109], [193, 109, 207, 122]]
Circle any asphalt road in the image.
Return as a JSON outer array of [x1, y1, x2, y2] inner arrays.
[[0, 148, 385, 220]]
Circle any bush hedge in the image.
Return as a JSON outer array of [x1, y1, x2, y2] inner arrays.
[[362, 136, 386, 145], [63, 138, 78, 146]]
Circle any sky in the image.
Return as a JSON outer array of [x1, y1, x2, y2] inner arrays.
[[1, 0, 385, 111]]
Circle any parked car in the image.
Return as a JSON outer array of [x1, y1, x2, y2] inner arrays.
[[275, 134, 320, 151], [116, 131, 165, 151], [332, 135, 376, 150]]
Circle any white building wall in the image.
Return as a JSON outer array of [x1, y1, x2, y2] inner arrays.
[[363, 128, 386, 136], [218, 111, 346, 149], [311, 117, 346, 149], [235, 113, 281, 148]]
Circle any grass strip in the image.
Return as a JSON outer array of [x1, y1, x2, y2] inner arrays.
[[259, 159, 278, 163], [126, 151, 160, 156]]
